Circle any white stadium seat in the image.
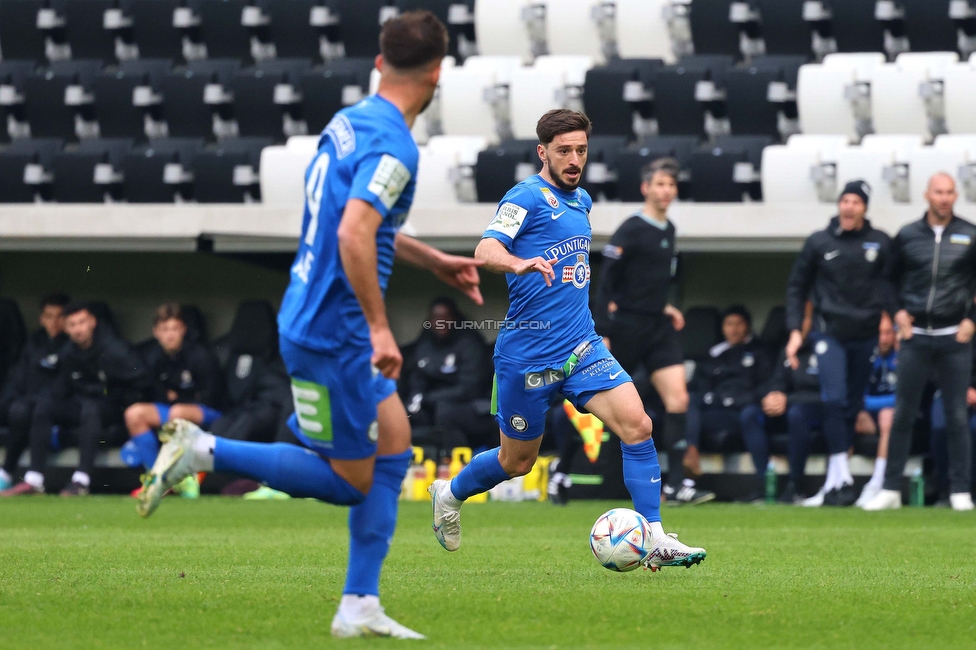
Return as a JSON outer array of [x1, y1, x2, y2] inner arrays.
[[761, 135, 849, 204], [474, 0, 537, 63], [439, 56, 523, 142], [797, 53, 886, 142], [259, 136, 319, 209], [413, 135, 489, 206], [369, 58, 456, 144], [509, 55, 593, 139], [943, 57, 976, 135], [836, 135, 924, 205], [934, 134, 976, 152], [614, 0, 674, 62], [542, 0, 606, 64], [903, 147, 965, 204], [871, 52, 958, 138]]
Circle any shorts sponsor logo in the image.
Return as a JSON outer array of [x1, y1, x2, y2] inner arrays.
[[540, 187, 559, 209], [510, 414, 528, 432], [325, 114, 356, 159], [486, 202, 528, 238], [609, 369, 624, 380], [524, 368, 565, 389], [291, 378, 333, 442], [581, 358, 616, 379], [367, 154, 411, 210]]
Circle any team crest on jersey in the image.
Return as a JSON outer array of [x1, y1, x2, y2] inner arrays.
[[562, 253, 591, 288], [540, 187, 559, 209]]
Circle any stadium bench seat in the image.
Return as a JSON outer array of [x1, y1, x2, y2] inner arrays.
[[750, 0, 811, 57], [509, 55, 594, 140], [760, 134, 848, 204], [0, 137, 63, 202], [259, 134, 318, 209], [474, 139, 539, 203], [871, 52, 959, 139], [758, 304, 788, 360], [796, 53, 886, 142], [583, 58, 662, 139], [191, 136, 273, 202], [654, 54, 735, 138], [93, 59, 173, 141], [122, 137, 205, 202], [214, 299, 279, 368], [614, 0, 676, 62], [0, 60, 37, 143], [63, 0, 125, 62], [903, 146, 966, 205], [688, 0, 741, 58], [689, 134, 772, 202], [333, 0, 392, 58], [87, 300, 122, 338], [542, 0, 610, 64], [159, 59, 241, 139], [230, 58, 312, 140], [900, 0, 958, 53], [0, 0, 49, 61], [474, 0, 537, 63], [300, 57, 373, 135], [680, 306, 722, 364], [439, 55, 522, 141], [51, 137, 132, 202], [724, 55, 805, 139], [124, 0, 186, 61], [23, 60, 103, 141], [414, 135, 488, 205], [614, 135, 699, 202], [834, 134, 925, 205]]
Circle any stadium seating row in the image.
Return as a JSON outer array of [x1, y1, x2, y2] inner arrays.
[[762, 133, 976, 206]]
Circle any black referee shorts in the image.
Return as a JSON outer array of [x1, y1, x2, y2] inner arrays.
[[606, 313, 684, 375]]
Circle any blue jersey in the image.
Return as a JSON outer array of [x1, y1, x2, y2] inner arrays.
[[278, 95, 418, 352], [483, 175, 596, 365], [864, 347, 897, 412]]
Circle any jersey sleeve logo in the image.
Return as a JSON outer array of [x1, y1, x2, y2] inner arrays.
[[540, 187, 559, 209], [602, 244, 622, 259], [486, 202, 528, 238], [367, 154, 412, 210], [325, 114, 356, 159]]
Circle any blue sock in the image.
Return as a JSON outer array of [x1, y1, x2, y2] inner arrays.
[[621, 438, 662, 523], [129, 431, 160, 469], [449, 447, 510, 501], [214, 439, 365, 505], [343, 450, 411, 596]]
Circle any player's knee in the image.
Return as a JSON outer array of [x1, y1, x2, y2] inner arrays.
[[619, 413, 653, 445], [665, 390, 689, 413], [499, 452, 537, 477], [343, 474, 373, 495], [124, 404, 148, 434]]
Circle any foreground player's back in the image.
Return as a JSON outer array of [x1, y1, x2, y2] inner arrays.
[[277, 95, 419, 352]]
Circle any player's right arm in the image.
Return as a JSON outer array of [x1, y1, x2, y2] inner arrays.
[[337, 198, 401, 379], [474, 238, 555, 286]]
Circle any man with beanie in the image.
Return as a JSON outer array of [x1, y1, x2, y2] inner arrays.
[[785, 179, 897, 506], [864, 173, 976, 511], [594, 158, 714, 506]]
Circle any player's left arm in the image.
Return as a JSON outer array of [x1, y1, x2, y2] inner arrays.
[[394, 233, 484, 305]]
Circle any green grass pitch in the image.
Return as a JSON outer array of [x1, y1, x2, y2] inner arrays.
[[1, 498, 974, 649]]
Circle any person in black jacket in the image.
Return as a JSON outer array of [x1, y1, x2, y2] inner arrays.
[[0, 293, 70, 490], [1, 302, 146, 497], [404, 297, 491, 452], [595, 157, 713, 506], [784, 180, 896, 507], [866, 173, 976, 511], [686, 305, 771, 501], [120, 304, 223, 488]]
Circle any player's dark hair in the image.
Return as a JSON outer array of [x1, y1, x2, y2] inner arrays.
[[39, 292, 70, 310], [153, 302, 184, 326], [536, 109, 592, 145], [429, 296, 464, 323], [63, 301, 93, 318], [642, 157, 681, 183], [379, 10, 448, 71], [723, 304, 752, 328]]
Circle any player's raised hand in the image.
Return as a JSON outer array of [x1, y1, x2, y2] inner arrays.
[[370, 326, 402, 379], [513, 256, 556, 286], [434, 254, 485, 305]]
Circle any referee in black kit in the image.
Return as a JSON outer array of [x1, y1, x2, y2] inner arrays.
[[595, 158, 714, 506], [864, 173, 976, 511]]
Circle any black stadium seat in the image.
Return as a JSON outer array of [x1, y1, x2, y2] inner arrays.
[[0, 298, 28, 395], [614, 136, 699, 202], [0, 0, 48, 61], [191, 136, 273, 202], [825, 0, 885, 54], [579, 135, 628, 200], [160, 59, 241, 139], [51, 137, 132, 202], [261, 0, 342, 60], [583, 58, 663, 138], [63, 0, 120, 61], [395, 0, 476, 60], [94, 59, 173, 141], [88, 300, 122, 338], [680, 306, 722, 363], [751, 0, 812, 56], [654, 55, 735, 138], [0, 138, 64, 202], [724, 55, 805, 138], [0, 60, 37, 144], [474, 139, 538, 203], [300, 57, 373, 134], [759, 305, 788, 359], [122, 137, 205, 202], [231, 58, 311, 140], [689, 134, 773, 202], [901, 0, 958, 52], [124, 0, 187, 60], [334, 0, 390, 58], [180, 304, 210, 345], [688, 0, 740, 57], [197, 0, 258, 61], [23, 60, 103, 141]]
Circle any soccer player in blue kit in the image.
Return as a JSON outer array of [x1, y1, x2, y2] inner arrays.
[[136, 11, 484, 639], [429, 109, 707, 571]]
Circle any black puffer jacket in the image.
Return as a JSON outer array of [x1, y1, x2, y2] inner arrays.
[[691, 338, 771, 409], [765, 346, 821, 406], [892, 214, 976, 330]]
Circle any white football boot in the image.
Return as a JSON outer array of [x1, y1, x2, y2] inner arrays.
[[428, 479, 461, 551], [855, 481, 883, 508], [861, 488, 902, 511], [950, 492, 975, 511], [137, 419, 202, 518], [801, 487, 826, 507], [642, 533, 707, 572], [331, 605, 425, 639]]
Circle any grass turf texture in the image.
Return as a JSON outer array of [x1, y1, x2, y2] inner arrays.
[[1, 499, 973, 649]]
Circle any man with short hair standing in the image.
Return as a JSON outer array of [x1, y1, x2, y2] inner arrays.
[[785, 180, 896, 507], [865, 173, 976, 511]]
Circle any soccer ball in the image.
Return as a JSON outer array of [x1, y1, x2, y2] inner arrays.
[[589, 508, 652, 572]]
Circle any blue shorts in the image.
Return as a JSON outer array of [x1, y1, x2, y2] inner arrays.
[[492, 338, 631, 440], [280, 335, 398, 460], [154, 403, 223, 428]]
